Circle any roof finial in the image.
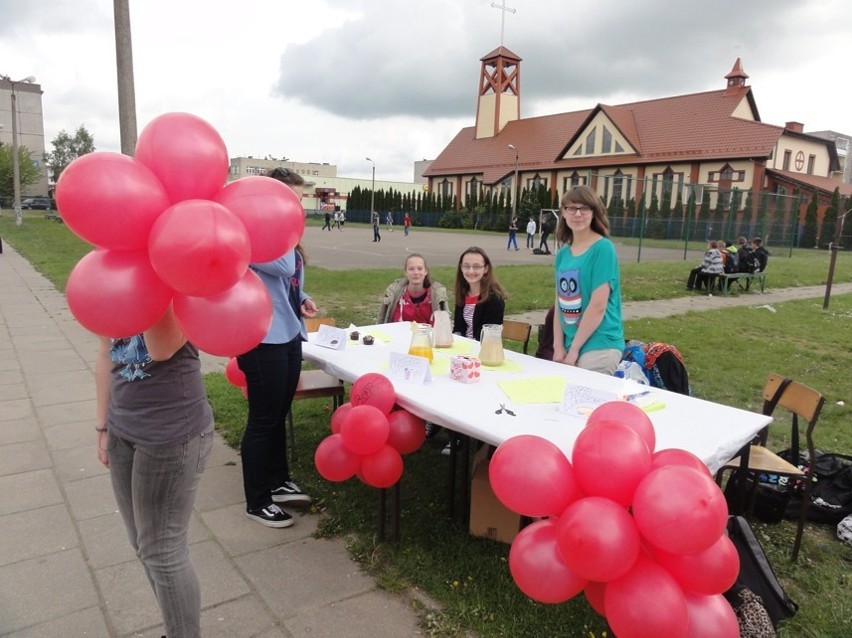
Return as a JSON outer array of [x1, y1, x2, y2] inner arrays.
[[490, 0, 516, 47]]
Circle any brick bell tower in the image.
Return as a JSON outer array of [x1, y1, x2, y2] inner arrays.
[[475, 46, 522, 139]]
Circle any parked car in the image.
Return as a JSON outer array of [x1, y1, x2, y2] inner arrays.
[[21, 197, 54, 210]]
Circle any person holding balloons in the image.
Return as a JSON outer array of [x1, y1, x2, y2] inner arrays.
[[95, 306, 214, 638], [237, 167, 318, 528], [552, 185, 624, 375]]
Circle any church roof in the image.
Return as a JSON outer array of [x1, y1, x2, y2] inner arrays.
[[425, 84, 785, 185]]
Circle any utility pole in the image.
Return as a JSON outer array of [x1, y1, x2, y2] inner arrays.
[[113, 0, 138, 155]]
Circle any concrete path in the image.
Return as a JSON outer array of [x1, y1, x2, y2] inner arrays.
[[0, 244, 427, 637], [1, 232, 849, 637]]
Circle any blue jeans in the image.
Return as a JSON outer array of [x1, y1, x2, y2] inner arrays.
[[108, 426, 214, 638], [237, 338, 302, 510], [507, 231, 518, 250]]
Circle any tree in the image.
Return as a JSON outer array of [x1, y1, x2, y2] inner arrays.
[[801, 190, 819, 248], [0, 143, 42, 201], [819, 187, 841, 248], [45, 125, 95, 183]]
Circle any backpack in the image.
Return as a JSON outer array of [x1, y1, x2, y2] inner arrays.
[[739, 247, 760, 273], [723, 250, 739, 274]]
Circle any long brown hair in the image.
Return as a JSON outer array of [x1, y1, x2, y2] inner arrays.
[[454, 246, 506, 305], [555, 185, 610, 245], [266, 167, 308, 264]]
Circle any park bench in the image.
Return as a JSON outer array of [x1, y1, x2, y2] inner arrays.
[[718, 271, 767, 296]]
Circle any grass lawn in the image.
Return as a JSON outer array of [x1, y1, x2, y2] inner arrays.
[[3, 212, 852, 637]]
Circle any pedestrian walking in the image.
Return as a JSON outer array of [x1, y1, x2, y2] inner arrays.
[[372, 211, 382, 242], [507, 217, 519, 251], [386, 211, 394, 232], [403, 212, 412, 236], [321, 209, 332, 231], [526, 218, 537, 249]]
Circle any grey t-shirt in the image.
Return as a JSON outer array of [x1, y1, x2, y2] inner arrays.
[[107, 336, 213, 446]]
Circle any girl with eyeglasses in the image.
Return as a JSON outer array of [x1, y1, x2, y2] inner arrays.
[[552, 185, 624, 375], [453, 246, 506, 340]]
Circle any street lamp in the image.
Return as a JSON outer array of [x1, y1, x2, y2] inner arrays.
[[1, 74, 36, 227], [366, 156, 375, 221], [507, 144, 519, 220]]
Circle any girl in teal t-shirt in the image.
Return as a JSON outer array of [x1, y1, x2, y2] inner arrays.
[[552, 186, 624, 375]]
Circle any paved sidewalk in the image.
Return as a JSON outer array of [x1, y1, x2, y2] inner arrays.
[[0, 245, 426, 638]]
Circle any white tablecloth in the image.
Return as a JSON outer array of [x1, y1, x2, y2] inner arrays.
[[303, 323, 770, 474]]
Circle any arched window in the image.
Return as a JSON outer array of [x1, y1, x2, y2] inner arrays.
[[612, 170, 624, 204]]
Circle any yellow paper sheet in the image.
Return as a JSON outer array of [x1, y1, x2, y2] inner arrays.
[[497, 376, 568, 404], [481, 359, 523, 373]]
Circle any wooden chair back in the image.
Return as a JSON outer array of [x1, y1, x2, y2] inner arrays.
[[502, 320, 532, 354], [305, 317, 336, 332]]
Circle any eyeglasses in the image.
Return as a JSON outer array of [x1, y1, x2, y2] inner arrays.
[[461, 264, 485, 271], [562, 205, 593, 216]]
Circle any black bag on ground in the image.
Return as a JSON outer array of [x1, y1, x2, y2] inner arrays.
[[723, 471, 792, 523], [779, 450, 852, 523], [725, 516, 798, 630]]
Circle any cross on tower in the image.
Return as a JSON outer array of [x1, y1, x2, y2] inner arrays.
[[490, 0, 516, 46]]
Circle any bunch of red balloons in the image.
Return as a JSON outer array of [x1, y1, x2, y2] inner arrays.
[[56, 112, 305, 357], [489, 401, 740, 638], [314, 373, 426, 488]]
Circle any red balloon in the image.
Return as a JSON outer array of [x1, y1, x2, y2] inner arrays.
[[360, 444, 404, 488], [350, 373, 396, 415], [633, 466, 728, 555], [386, 409, 426, 455], [225, 357, 246, 387], [509, 520, 587, 604], [148, 199, 251, 296], [651, 448, 712, 477], [490, 435, 582, 518], [330, 402, 353, 434], [584, 581, 607, 616], [587, 400, 656, 453], [556, 497, 640, 582], [215, 176, 306, 262], [340, 405, 390, 456], [55, 152, 170, 250], [571, 422, 652, 507], [314, 434, 361, 482], [173, 269, 272, 357], [135, 112, 229, 203], [684, 592, 740, 638], [66, 249, 172, 338], [605, 555, 689, 638], [654, 535, 739, 595]]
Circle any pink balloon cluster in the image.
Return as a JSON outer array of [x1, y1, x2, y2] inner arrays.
[[314, 373, 426, 489], [56, 112, 306, 356], [489, 401, 740, 638]]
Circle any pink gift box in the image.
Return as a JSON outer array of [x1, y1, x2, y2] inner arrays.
[[450, 355, 481, 384]]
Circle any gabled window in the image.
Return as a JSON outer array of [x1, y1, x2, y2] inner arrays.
[[585, 129, 596, 155], [602, 127, 613, 154], [615, 140, 624, 153], [782, 150, 791, 171], [807, 155, 816, 175]]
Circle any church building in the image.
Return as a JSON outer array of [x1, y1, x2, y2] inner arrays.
[[424, 48, 851, 224]]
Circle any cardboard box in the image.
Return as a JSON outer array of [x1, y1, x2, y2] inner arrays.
[[468, 445, 522, 544], [450, 355, 481, 384]]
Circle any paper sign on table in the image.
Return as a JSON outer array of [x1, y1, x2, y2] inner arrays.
[[387, 352, 432, 384], [315, 324, 347, 350], [558, 385, 618, 417]]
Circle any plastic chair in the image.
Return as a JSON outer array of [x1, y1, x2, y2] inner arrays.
[[502, 320, 532, 354], [286, 317, 344, 460], [716, 373, 825, 561]]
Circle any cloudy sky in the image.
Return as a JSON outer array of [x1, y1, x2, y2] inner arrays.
[[2, 0, 849, 182]]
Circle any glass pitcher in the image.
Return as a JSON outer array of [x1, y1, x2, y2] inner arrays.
[[478, 324, 505, 366], [432, 310, 454, 348], [408, 324, 434, 362]]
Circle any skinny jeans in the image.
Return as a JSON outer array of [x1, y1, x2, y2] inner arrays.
[[108, 425, 214, 638], [237, 338, 302, 510]]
